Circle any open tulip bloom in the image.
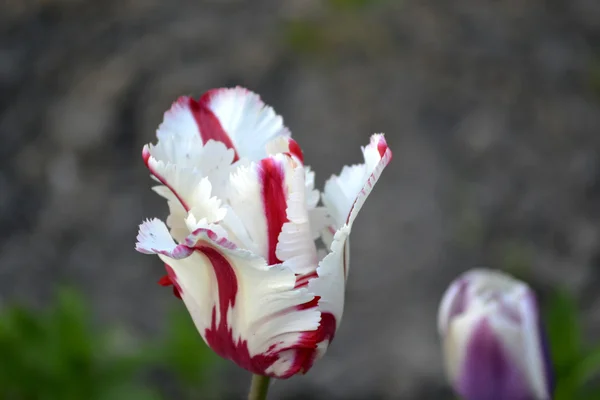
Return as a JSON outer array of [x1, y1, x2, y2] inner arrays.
[[438, 269, 553, 400], [135, 87, 392, 390]]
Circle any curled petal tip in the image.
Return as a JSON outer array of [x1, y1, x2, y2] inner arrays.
[[369, 133, 392, 161]]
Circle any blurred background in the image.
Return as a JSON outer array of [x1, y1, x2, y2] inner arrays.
[[2, 0, 600, 399]]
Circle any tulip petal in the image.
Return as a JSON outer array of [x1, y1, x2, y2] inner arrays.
[[303, 166, 321, 210], [266, 136, 304, 164], [438, 277, 469, 335], [156, 96, 204, 144], [275, 160, 320, 276], [135, 219, 321, 378], [321, 134, 392, 278], [301, 135, 391, 363], [228, 156, 286, 262], [155, 88, 290, 165], [229, 154, 319, 274], [266, 137, 327, 241], [520, 292, 553, 399], [457, 317, 533, 400], [201, 87, 291, 162], [322, 134, 392, 230], [143, 149, 227, 241], [145, 137, 234, 200], [305, 225, 349, 361]]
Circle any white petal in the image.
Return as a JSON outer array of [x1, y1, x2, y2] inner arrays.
[[135, 219, 321, 378], [519, 291, 550, 400], [266, 136, 305, 163], [229, 153, 318, 273], [162, 194, 189, 243], [309, 207, 331, 241], [304, 166, 320, 209], [135, 218, 192, 259], [144, 150, 226, 228], [323, 164, 366, 229], [307, 225, 350, 355], [270, 146, 325, 240], [438, 276, 469, 335], [266, 137, 319, 211], [203, 87, 291, 162], [276, 161, 319, 275], [217, 204, 257, 252], [145, 139, 234, 200], [156, 96, 202, 143], [320, 134, 391, 279], [228, 162, 269, 259], [297, 134, 391, 356], [184, 213, 228, 240], [322, 134, 392, 230], [443, 306, 486, 384]]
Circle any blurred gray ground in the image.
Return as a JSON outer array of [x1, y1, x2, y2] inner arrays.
[[2, 0, 600, 398]]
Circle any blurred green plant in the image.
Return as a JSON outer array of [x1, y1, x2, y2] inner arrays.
[[328, 0, 379, 11], [158, 306, 223, 399], [0, 288, 222, 400], [282, 0, 392, 58], [546, 290, 600, 399], [495, 240, 534, 279], [588, 57, 600, 99]]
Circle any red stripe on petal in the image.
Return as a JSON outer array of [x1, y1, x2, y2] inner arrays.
[[377, 138, 388, 158], [158, 264, 183, 299], [318, 312, 337, 343], [259, 158, 289, 265], [288, 138, 304, 163], [172, 287, 182, 299], [199, 245, 284, 376], [187, 93, 240, 162], [197, 244, 323, 378], [198, 246, 238, 313], [294, 271, 318, 288], [296, 296, 320, 310], [143, 147, 191, 212], [157, 275, 171, 286], [343, 241, 348, 279], [289, 312, 337, 375]]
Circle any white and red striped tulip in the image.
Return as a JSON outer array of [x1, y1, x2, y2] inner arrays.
[[438, 269, 553, 400], [135, 87, 392, 379]]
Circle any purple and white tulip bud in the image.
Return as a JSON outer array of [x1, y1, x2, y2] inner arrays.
[[438, 269, 553, 400]]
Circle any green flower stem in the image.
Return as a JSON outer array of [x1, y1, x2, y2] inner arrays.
[[248, 374, 271, 400]]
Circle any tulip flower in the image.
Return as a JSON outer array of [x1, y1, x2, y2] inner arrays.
[[135, 87, 392, 392], [438, 269, 553, 400]]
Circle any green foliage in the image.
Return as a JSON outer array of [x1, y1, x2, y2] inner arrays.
[[588, 57, 600, 98], [284, 21, 327, 55], [283, 0, 391, 57], [157, 306, 222, 399], [0, 288, 222, 400], [327, 0, 380, 11], [545, 290, 600, 400]]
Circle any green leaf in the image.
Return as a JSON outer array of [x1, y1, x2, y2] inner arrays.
[[328, 0, 377, 10], [545, 290, 582, 375], [99, 384, 161, 400], [555, 344, 600, 400], [575, 387, 600, 400], [160, 307, 222, 389], [0, 289, 224, 399]]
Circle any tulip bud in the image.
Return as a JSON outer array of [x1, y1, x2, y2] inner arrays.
[[438, 269, 553, 400]]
